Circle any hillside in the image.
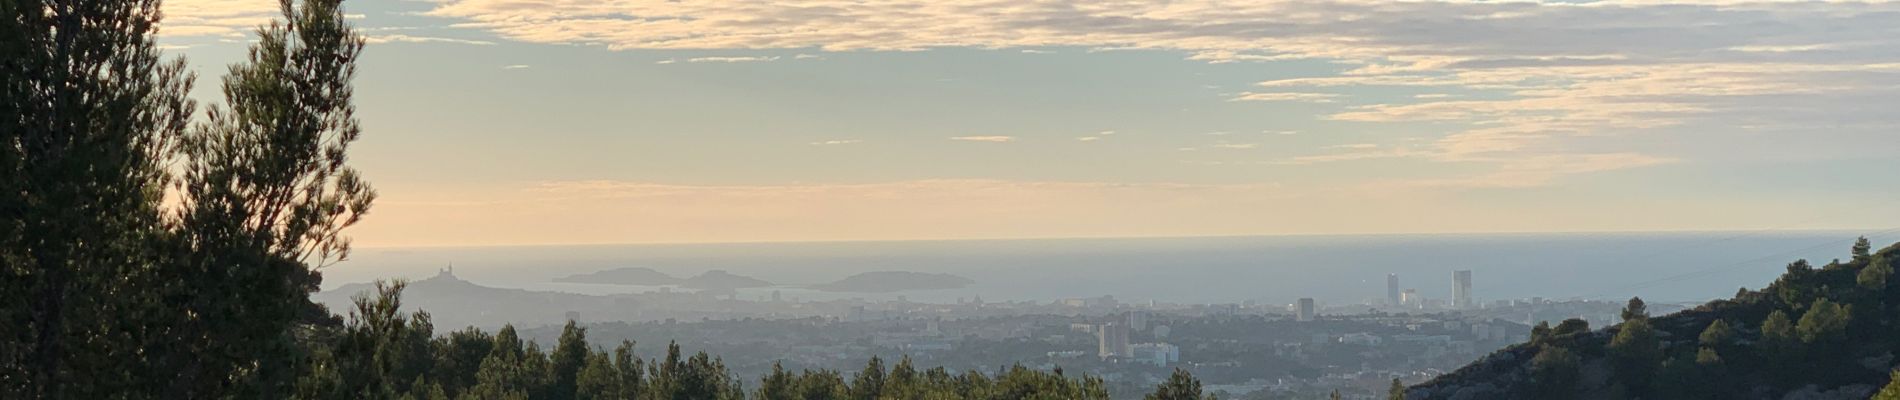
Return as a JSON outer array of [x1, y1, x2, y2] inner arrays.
[[810, 271, 975, 292], [1409, 239, 1900, 400]]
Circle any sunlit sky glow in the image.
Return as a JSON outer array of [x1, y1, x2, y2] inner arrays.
[[158, 0, 1900, 247]]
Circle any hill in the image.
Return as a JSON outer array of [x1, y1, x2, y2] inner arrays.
[[1408, 238, 1900, 400], [810, 271, 975, 293], [552, 267, 681, 285]]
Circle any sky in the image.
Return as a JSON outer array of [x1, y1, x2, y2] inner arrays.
[[154, 0, 1900, 247]]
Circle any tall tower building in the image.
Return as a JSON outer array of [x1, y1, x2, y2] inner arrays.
[[1097, 322, 1130, 358], [1296, 298, 1316, 322], [1453, 270, 1473, 309], [1386, 274, 1401, 306]]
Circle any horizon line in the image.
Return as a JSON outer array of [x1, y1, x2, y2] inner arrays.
[[351, 226, 1894, 251]]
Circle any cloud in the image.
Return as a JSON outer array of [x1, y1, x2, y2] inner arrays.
[[1211, 143, 1258, 149], [1021, 49, 1055, 54], [502, 64, 531, 70], [1326, 143, 1379, 150], [809, 139, 863, 145], [687, 56, 781, 63], [163, 0, 1900, 193], [364, 34, 496, 45], [1230, 92, 1341, 103], [794, 53, 824, 59], [655, 59, 678, 64], [1264, 130, 1299, 135], [949, 136, 1016, 142], [1414, 93, 1456, 99], [158, 0, 279, 38], [1076, 136, 1101, 142]]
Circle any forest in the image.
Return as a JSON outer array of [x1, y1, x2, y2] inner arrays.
[[1410, 237, 1900, 399]]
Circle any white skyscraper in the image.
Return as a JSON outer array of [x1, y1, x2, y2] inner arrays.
[[1097, 322, 1130, 358], [1387, 273, 1401, 306], [1453, 270, 1473, 309]]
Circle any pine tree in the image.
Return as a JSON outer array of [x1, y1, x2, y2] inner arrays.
[[1146, 369, 1208, 400], [1874, 370, 1900, 400], [1388, 377, 1406, 400], [1, 0, 194, 395], [1620, 297, 1648, 322], [162, 0, 375, 395], [1530, 345, 1580, 400], [1854, 237, 1874, 262], [1861, 255, 1892, 290], [1608, 317, 1660, 394], [1699, 320, 1732, 348], [1796, 298, 1851, 345], [1761, 310, 1796, 358], [548, 321, 588, 400], [574, 352, 620, 400]]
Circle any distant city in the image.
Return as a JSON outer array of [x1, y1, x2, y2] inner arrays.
[[318, 267, 1681, 398]]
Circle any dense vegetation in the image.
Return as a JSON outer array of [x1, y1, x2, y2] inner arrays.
[[0, 1, 1203, 399], [1410, 237, 1900, 399]]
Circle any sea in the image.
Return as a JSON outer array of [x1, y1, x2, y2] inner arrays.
[[321, 230, 1900, 306]]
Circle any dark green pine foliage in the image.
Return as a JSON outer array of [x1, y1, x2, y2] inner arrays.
[[1607, 297, 1660, 395], [1876, 370, 1900, 400], [1389, 378, 1405, 400], [164, 0, 375, 396], [1418, 239, 1900, 398], [548, 321, 589, 400], [4, 0, 373, 397], [0, 0, 193, 396], [1146, 369, 1212, 400]]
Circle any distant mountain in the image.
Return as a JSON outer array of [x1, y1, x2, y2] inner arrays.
[[315, 268, 602, 330], [553, 267, 680, 285], [811, 271, 974, 293], [1408, 239, 1900, 399], [679, 270, 773, 291]]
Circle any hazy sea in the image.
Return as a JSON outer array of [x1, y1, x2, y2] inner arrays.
[[323, 230, 1899, 306]]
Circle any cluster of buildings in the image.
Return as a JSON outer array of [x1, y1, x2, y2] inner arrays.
[[1372, 270, 1476, 312], [1082, 311, 1178, 367]]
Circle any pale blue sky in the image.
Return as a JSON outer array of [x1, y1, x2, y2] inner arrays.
[[158, 0, 1900, 246]]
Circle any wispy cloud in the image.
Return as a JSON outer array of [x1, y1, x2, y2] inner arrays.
[[949, 136, 1016, 142], [502, 64, 531, 70], [1230, 92, 1341, 103], [1076, 136, 1101, 142], [365, 34, 495, 45], [1211, 143, 1258, 149], [809, 139, 863, 145], [687, 56, 781, 63]]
